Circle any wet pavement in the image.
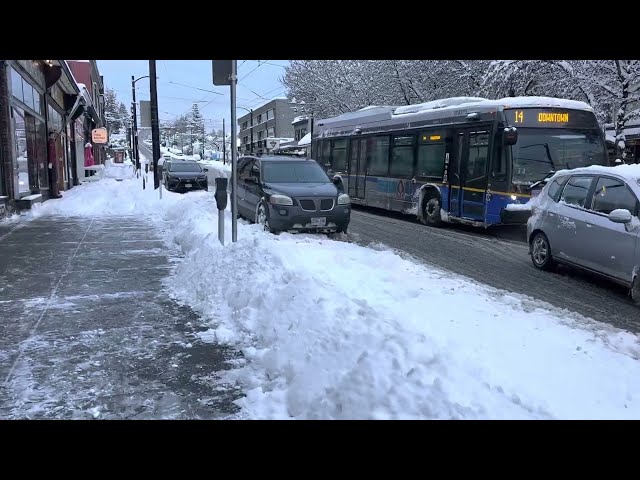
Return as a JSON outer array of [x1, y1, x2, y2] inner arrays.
[[0, 215, 242, 419]]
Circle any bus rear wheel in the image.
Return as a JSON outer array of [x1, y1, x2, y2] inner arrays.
[[421, 195, 442, 227]]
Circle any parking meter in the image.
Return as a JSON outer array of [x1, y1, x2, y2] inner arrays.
[[215, 177, 228, 245], [215, 177, 228, 210]]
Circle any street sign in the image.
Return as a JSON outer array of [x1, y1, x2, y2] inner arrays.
[[212, 60, 232, 86], [92, 127, 108, 144]]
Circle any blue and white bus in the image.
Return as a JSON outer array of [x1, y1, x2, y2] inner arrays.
[[312, 96, 609, 227]]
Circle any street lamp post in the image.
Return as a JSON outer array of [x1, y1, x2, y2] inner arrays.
[[131, 74, 159, 173], [131, 74, 154, 173]]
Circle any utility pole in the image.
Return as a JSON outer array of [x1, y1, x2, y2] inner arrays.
[[131, 75, 140, 173], [222, 118, 226, 164], [149, 60, 160, 190], [230, 61, 238, 242]]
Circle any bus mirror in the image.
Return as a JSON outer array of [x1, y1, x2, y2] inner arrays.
[[503, 127, 518, 146]]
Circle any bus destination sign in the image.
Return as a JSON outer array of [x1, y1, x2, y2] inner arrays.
[[505, 108, 597, 129]]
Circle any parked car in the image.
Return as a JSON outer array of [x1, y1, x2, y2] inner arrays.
[[527, 166, 640, 303], [162, 160, 208, 192], [236, 154, 351, 234]]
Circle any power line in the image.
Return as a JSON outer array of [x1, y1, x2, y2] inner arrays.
[[167, 81, 224, 95], [239, 61, 264, 82], [260, 61, 289, 68]]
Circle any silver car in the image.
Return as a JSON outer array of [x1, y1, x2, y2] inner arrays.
[[527, 167, 640, 304]]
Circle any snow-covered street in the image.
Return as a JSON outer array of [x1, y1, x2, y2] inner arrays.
[[3, 168, 640, 419]]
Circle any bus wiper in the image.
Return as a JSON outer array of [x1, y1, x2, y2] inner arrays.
[[530, 170, 556, 190]]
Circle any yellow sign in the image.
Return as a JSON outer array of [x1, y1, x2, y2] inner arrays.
[[538, 112, 569, 123], [514, 110, 524, 123], [91, 127, 108, 144], [423, 135, 442, 141]]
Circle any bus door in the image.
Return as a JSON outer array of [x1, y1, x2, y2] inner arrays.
[[449, 129, 490, 221], [348, 138, 367, 200]]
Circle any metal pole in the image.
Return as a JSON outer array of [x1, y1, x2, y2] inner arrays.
[[149, 61, 160, 190], [250, 109, 254, 153], [308, 114, 314, 158], [231, 60, 238, 242], [131, 76, 140, 173], [222, 118, 226, 164], [218, 209, 224, 244]]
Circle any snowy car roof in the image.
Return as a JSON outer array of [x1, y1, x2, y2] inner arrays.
[[552, 164, 640, 183]]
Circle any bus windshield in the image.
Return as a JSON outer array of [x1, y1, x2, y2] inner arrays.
[[511, 128, 607, 185]]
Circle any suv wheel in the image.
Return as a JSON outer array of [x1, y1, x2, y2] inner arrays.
[[256, 203, 275, 234], [530, 232, 556, 271]]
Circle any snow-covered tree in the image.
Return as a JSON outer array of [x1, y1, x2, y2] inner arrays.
[[188, 103, 205, 140], [481, 60, 640, 158], [118, 102, 130, 131], [104, 88, 122, 133], [282, 60, 491, 119]]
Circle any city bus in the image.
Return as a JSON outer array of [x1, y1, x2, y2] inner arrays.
[[311, 96, 609, 227]]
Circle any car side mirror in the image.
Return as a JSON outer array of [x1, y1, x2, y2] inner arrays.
[[608, 209, 633, 224], [332, 175, 341, 185]]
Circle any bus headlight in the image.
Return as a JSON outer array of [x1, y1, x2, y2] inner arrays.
[[510, 195, 518, 201], [337, 194, 351, 205]]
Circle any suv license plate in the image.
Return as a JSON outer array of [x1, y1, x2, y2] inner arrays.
[[311, 217, 326, 226], [185, 183, 192, 188]]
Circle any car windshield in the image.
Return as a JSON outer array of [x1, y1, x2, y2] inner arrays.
[[170, 162, 201, 172], [263, 162, 330, 183], [511, 128, 608, 185]]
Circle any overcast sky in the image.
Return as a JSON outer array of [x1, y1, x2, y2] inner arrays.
[[97, 60, 290, 133]]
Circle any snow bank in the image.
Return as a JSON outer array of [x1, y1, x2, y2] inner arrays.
[[30, 174, 186, 218], [163, 194, 640, 420], [199, 160, 231, 179], [103, 159, 135, 180], [29, 170, 640, 419]]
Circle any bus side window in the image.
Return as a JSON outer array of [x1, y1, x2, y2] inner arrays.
[[321, 140, 331, 170], [416, 143, 446, 178], [331, 139, 347, 172]]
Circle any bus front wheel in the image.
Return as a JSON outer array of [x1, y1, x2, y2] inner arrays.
[[421, 195, 442, 227]]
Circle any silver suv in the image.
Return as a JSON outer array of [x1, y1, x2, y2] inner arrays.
[[527, 167, 640, 303]]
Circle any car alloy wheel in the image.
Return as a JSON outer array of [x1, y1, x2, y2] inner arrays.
[[530, 232, 555, 271]]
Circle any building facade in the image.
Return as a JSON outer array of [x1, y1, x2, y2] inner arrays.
[[0, 60, 105, 216], [292, 115, 308, 142], [67, 60, 105, 167], [237, 98, 297, 154]]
